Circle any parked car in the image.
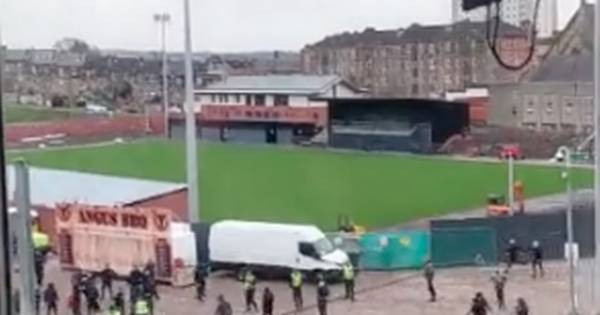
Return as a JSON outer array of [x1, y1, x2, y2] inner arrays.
[[498, 144, 525, 160]]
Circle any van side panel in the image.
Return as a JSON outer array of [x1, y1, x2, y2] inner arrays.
[[208, 221, 342, 271]]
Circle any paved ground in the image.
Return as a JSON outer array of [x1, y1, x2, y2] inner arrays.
[[18, 258, 591, 315]]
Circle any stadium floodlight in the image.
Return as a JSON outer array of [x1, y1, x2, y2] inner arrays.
[[183, 0, 200, 223]]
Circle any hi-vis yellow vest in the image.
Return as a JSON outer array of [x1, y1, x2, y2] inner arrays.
[[244, 273, 256, 290], [291, 271, 302, 288], [343, 264, 354, 280], [135, 300, 149, 315]]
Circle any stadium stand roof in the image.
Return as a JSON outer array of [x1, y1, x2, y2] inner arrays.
[[197, 74, 358, 95], [5, 165, 186, 207]]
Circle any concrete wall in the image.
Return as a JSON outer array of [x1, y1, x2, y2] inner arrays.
[[228, 125, 265, 143], [169, 120, 201, 140], [201, 127, 222, 142], [277, 126, 294, 144]]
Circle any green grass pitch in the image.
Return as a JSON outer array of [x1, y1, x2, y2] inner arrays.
[[4, 104, 85, 123], [9, 140, 593, 230]]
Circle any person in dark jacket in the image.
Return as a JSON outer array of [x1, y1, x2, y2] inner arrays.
[[317, 274, 329, 315], [506, 239, 520, 268], [491, 269, 508, 309], [113, 288, 125, 315], [35, 287, 41, 315], [423, 260, 436, 302], [194, 266, 206, 301], [83, 279, 100, 315], [99, 264, 117, 300], [468, 292, 491, 315], [34, 249, 46, 286], [128, 265, 145, 311], [515, 297, 529, 315], [262, 287, 274, 315], [214, 295, 233, 315], [69, 284, 82, 315], [44, 283, 59, 315], [530, 240, 544, 278]]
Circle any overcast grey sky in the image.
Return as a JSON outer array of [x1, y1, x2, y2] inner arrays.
[[1, 0, 581, 52]]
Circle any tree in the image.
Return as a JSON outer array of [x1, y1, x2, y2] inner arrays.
[[53, 38, 94, 54], [111, 80, 133, 101]]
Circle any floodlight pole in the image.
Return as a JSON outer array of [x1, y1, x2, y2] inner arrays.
[[0, 42, 13, 315], [595, 0, 600, 312], [154, 13, 171, 138], [183, 0, 200, 223], [508, 155, 514, 214], [559, 146, 579, 315], [15, 160, 36, 315]]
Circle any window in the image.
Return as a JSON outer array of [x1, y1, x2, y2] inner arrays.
[[546, 102, 553, 113], [234, 94, 241, 103], [526, 102, 534, 114], [210, 94, 216, 103], [224, 94, 229, 103], [412, 68, 419, 78], [254, 95, 266, 106], [411, 45, 418, 61], [565, 102, 573, 115], [411, 84, 419, 95], [245, 95, 252, 106], [274, 95, 289, 107]]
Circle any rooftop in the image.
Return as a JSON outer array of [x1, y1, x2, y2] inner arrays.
[[307, 20, 525, 48], [198, 74, 345, 95], [6, 165, 187, 207], [530, 53, 592, 82]]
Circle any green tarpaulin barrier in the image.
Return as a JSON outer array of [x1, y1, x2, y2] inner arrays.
[[360, 231, 430, 270]]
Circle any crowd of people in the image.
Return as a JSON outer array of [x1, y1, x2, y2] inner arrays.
[[15, 254, 160, 315], [16, 237, 545, 315], [67, 261, 159, 315], [199, 262, 355, 315]]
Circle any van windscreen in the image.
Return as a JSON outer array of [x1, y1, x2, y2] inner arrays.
[[313, 238, 335, 256]]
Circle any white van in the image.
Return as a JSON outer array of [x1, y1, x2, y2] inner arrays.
[[209, 220, 349, 276]]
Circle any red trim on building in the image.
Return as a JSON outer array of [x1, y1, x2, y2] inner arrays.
[[201, 105, 327, 126]]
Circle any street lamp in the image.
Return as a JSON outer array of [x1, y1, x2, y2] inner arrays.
[[153, 13, 170, 138], [183, 0, 200, 223], [558, 146, 579, 315]]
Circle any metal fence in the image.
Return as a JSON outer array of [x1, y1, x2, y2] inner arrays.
[[430, 206, 596, 265], [431, 227, 497, 267]]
